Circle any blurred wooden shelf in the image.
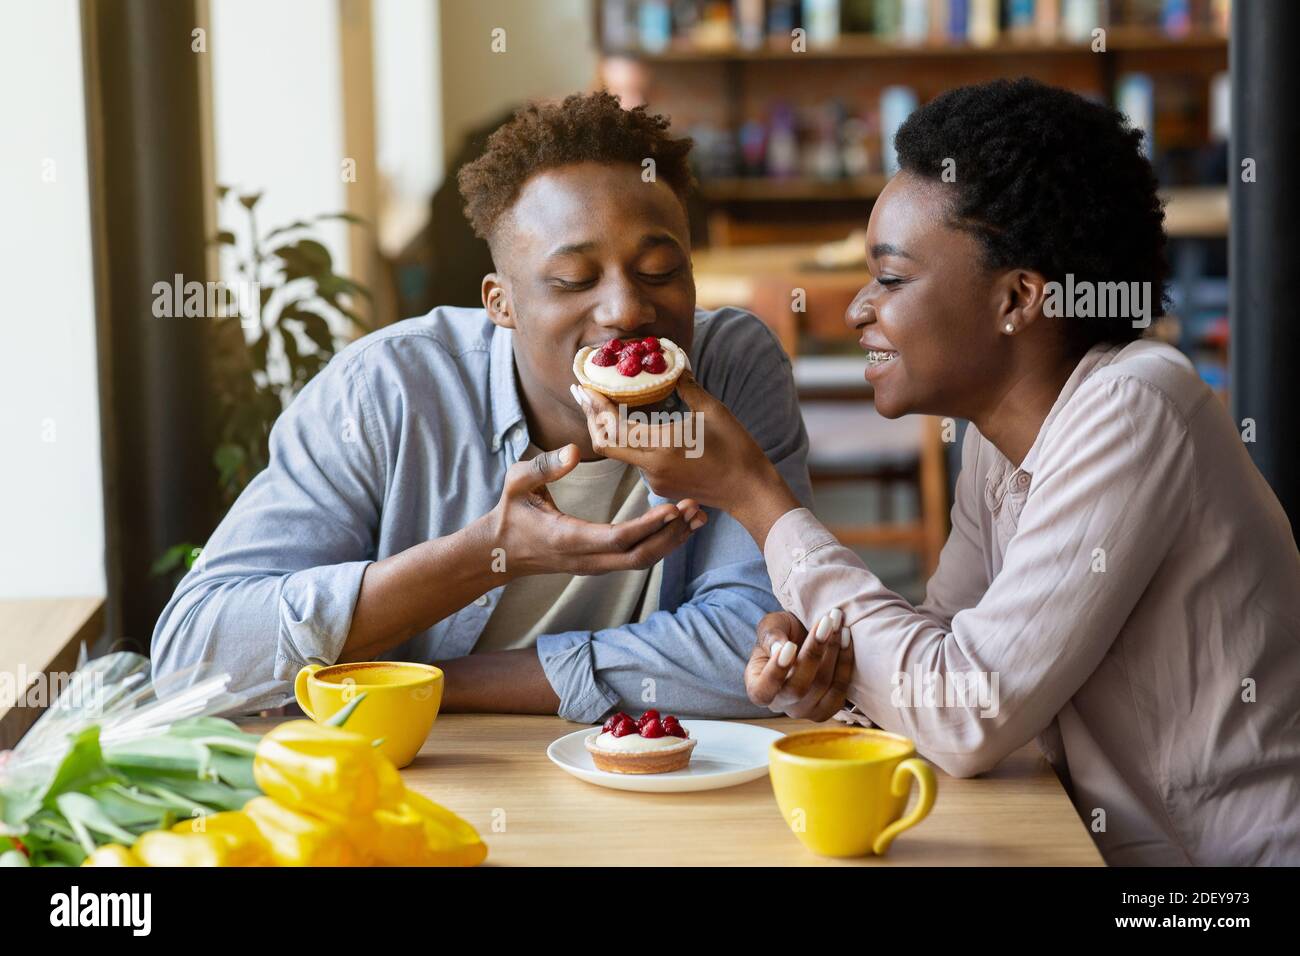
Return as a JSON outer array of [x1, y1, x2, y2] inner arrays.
[[607, 26, 1227, 63], [1163, 185, 1229, 238], [700, 175, 887, 201]]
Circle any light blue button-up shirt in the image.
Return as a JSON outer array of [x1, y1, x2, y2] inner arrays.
[[151, 306, 811, 722]]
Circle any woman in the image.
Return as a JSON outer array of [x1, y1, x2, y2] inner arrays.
[[572, 79, 1300, 866]]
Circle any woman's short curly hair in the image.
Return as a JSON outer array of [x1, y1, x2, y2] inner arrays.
[[457, 91, 695, 245], [894, 77, 1169, 355]]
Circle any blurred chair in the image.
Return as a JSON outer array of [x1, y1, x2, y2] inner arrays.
[[751, 274, 949, 577], [796, 387, 949, 577]]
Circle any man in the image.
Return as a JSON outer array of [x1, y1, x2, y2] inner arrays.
[[151, 92, 812, 722]]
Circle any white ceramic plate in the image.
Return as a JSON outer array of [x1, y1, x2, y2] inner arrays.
[[546, 720, 784, 793]]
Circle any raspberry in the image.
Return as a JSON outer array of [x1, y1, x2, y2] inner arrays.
[[591, 348, 617, 367], [638, 709, 660, 725], [602, 711, 631, 733], [641, 336, 661, 352], [622, 340, 647, 357], [616, 353, 642, 377], [610, 715, 637, 737], [640, 717, 666, 738], [662, 715, 687, 738], [641, 351, 667, 374]]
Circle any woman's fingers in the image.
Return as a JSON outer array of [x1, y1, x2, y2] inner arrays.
[[787, 632, 843, 719], [806, 632, 856, 722], [569, 384, 616, 451], [781, 613, 836, 699], [673, 370, 721, 414], [668, 498, 707, 531]]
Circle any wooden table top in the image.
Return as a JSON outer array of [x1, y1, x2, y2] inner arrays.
[[239, 712, 1103, 866], [0, 597, 105, 750]]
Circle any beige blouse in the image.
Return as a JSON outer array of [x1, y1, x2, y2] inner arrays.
[[764, 340, 1300, 865]]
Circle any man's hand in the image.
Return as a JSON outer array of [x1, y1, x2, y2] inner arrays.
[[487, 443, 705, 579], [570, 374, 802, 548], [745, 609, 854, 722]]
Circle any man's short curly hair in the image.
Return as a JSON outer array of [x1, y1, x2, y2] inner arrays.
[[457, 91, 695, 245], [894, 77, 1169, 355]]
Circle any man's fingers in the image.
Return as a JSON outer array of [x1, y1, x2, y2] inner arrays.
[[532, 444, 579, 484], [756, 611, 804, 648], [620, 514, 695, 567], [746, 635, 790, 707], [574, 512, 694, 574], [545, 502, 676, 555], [505, 444, 578, 495]]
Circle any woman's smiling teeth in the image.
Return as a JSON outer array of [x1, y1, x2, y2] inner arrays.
[[866, 349, 898, 365]]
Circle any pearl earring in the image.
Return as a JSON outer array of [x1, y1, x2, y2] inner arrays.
[[1004, 323, 1015, 333]]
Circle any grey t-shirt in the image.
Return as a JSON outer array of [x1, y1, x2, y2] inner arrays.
[[473, 444, 660, 653]]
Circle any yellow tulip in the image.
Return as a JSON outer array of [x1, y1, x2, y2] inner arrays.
[[252, 720, 403, 822], [243, 795, 358, 867], [81, 844, 143, 867], [132, 830, 227, 867], [360, 790, 487, 867], [171, 810, 271, 867]]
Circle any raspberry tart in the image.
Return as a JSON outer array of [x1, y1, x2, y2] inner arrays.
[[572, 336, 686, 407], [584, 709, 696, 774]]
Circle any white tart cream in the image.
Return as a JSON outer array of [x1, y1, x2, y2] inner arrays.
[[580, 338, 683, 390], [592, 731, 690, 752]]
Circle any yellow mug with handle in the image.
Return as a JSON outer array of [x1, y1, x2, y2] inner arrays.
[[769, 727, 937, 858], [293, 661, 443, 769]]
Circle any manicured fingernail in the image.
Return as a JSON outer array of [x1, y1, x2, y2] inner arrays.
[[690, 516, 705, 530], [829, 608, 843, 631], [814, 616, 831, 642], [840, 627, 850, 649], [776, 641, 797, 667], [663, 512, 678, 525]]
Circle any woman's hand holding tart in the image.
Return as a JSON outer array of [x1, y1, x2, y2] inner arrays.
[[569, 352, 803, 549]]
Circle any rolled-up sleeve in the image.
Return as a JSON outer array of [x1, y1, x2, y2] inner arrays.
[[536, 311, 813, 722], [150, 352, 387, 708], [765, 376, 1193, 777]]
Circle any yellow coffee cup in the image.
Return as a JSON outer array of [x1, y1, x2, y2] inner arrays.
[[769, 727, 936, 858], [293, 661, 443, 769]]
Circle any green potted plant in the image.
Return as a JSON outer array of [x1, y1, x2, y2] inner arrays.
[[152, 187, 372, 580]]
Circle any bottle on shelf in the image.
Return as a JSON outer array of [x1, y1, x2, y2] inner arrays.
[[803, 0, 842, 47], [880, 86, 919, 175]]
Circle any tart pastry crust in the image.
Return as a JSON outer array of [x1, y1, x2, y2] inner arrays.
[[584, 733, 697, 774]]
